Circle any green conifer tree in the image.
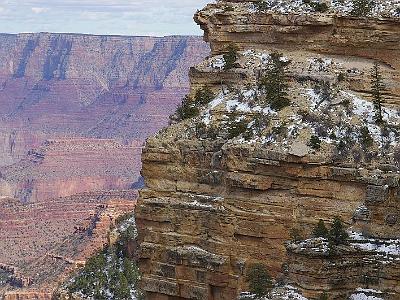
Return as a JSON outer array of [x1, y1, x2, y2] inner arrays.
[[223, 44, 238, 70], [312, 219, 329, 238], [194, 86, 215, 106], [351, 0, 375, 17], [258, 52, 290, 111], [175, 95, 200, 121], [246, 264, 273, 298], [370, 61, 385, 124], [329, 216, 349, 245]]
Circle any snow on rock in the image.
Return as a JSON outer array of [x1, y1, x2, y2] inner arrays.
[[307, 57, 337, 73], [249, 0, 400, 18], [348, 231, 400, 258], [349, 288, 384, 300], [286, 238, 330, 255], [209, 55, 226, 69], [239, 285, 309, 300]]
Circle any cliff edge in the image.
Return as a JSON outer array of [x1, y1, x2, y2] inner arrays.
[[136, 1, 400, 299]]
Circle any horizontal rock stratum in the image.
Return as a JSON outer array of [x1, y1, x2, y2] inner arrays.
[[0, 33, 209, 167], [0, 33, 209, 299], [136, 1, 400, 299]]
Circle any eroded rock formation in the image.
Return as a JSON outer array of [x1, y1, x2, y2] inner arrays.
[[136, 1, 400, 299], [0, 138, 141, 203], [0, 190, 137, 298], [0, 33, 209, 167], [0, 33, 209, 299]]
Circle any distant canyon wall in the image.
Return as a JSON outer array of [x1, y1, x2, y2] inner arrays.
[[0, 33, 209, 166]]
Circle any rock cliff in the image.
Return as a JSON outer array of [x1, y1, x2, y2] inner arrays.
[[0, 33, 209, 299], [0, 138, 141, 203], [0, 33, 209, 167], [0, 190, 137, 298], [136, 1, 400, 299]]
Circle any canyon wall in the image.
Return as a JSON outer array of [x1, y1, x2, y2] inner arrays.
[[136, 1, 400, 299], [0, 33, 209, 299], [0, 190, 137, 298], [0, 138, 142, 203], [0, 33, 209, 167]]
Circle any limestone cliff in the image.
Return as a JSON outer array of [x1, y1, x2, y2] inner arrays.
[[136, 1, 400, 299], [0, 33, 209, 167]]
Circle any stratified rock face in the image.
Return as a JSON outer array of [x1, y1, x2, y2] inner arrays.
[[0, 33, 209, 299], [136, 1, 400, 299], [0, 33, 209, 167], [0, 138, 141, 203], [0, 190, 137, 298]]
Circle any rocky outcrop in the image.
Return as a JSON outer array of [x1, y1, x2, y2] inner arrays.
[[286, 236, 400, 299], [0, 33, 209, 167], [0, 190, 137, 298], [136, 1, 400, 299]]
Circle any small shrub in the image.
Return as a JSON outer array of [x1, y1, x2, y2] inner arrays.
[[337, 72, 346, 82], [194, 86, 215, 106], [175, 95, 199, 121], [311, 2, 329, 12], [252, 112, 270, 135], [312, 219, 329, 238], [246, 264, 273, 298], [360, 126, 373, 148], [309, 135, 321, 150], [227, 113, 249, 139], [258, 52, 291, 111], [272, 123, 287, 136], [370, 61, 385, 124], [313, 81, 332, 108], [290, 227, 304, 242], [223, 44, 239, 70], [255, 0, 270, 11], [195, 122, 207, 138]]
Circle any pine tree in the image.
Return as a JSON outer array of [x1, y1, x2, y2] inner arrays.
[[227, 109, 248, 139], [329, 216, 349, 245], [194, 86, 215, 106], [174, 95, 200, 121], [223, 44, 238, 70], [370, 61, 385, 124], [258, 52, 290, 111], [246, 264, 273, 298], [255, 0, 270, 11], [312, 219, 329, 238]]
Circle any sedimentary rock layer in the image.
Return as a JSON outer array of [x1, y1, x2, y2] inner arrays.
[[0, 190, 137, 298], [0, 33, 209, 167], [136, 1, 400, 299], [0, 138, 141, 203]]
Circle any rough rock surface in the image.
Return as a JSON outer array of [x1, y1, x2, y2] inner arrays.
[[136, 1, 400, 299], [0, 190, 137, 298], [0, 33, 209, 299]]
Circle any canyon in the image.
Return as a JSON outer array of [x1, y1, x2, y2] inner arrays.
[[136, 0, 400, 299], [0, 33, 208, 167], [0, 32, 209, 298]]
